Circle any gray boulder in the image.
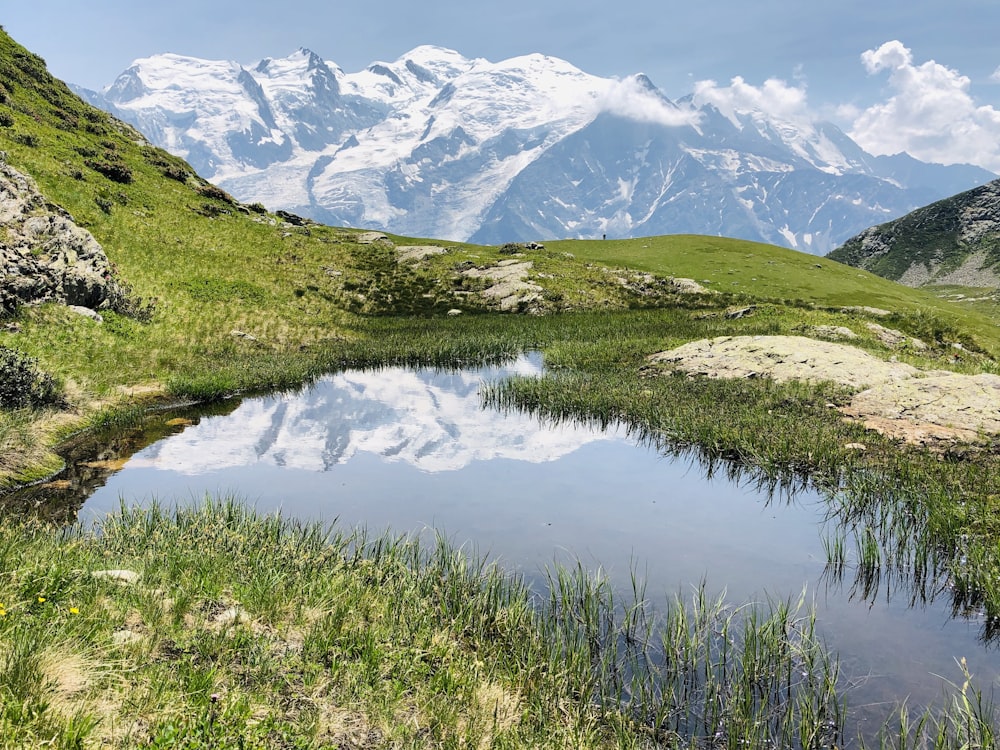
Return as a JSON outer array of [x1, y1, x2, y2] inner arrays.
[[1, 159, 120, 314]]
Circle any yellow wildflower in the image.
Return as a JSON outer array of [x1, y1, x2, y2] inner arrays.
[[69, 606, 79, 615], [37, 596, 46, 603]]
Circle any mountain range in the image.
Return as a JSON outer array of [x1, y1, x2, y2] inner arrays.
[[78, 46, 996, 254]]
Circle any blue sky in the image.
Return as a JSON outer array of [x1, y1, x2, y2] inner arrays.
[[5, 1, 1000, 170]]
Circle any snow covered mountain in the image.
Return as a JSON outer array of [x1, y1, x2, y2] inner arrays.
[[79, 46, 997, 254]]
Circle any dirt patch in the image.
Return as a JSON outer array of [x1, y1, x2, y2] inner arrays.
[[648, 335, 1000, 446]]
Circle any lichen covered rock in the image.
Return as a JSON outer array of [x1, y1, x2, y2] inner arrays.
[[1, 159, 120, 314], [647, 335, 917, 389]]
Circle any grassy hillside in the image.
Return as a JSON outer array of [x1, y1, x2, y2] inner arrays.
[[549, 235, 1000, 349]]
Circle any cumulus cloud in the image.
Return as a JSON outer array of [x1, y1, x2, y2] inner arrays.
[[598, 76, 700, 127], [991, 65, 1000, 83], [849, 40, 1000, 172], [691, 76, 812, 126]]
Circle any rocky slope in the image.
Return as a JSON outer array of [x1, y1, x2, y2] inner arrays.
[[78, 48, 996, 254], [828, 179, 1000, 288]]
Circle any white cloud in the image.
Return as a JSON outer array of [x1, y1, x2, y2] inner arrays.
[[991, 65, 1000, 83], [849, 40, 1000, 172], [691, 75, 811, 126], [598, 76, 700, 127], [833, 102, 861, 121]]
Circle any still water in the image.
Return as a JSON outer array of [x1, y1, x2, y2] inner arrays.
[[68, 354, 998, 729]]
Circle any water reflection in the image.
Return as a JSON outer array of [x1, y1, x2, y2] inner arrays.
[[0, 399, 243, 521], [4, 354, 999, 720], [127, 353, 628, 475]]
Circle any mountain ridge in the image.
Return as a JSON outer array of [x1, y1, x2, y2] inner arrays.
[[828, 178, 1000, 288], [78, 46, 997, 254]]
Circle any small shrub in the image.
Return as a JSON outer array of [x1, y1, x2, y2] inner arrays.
[[0, 111, 12, 127], [161, 165, 189, 182], [247, 202, 267, 214], [499, 243, 522, 255], [0, 347, 62, 409], [105, 271, 157, 323], [13, 132, 38, 147], [74, 145, 98, 158], [12, 50, 49, 84], [13, 102, 37, 120], [54, 109, 79, 129], [84, 123, 107, 136], [85, 159, 133, 184], [196, 184, 236, 204], [95, 196, 113, 214]]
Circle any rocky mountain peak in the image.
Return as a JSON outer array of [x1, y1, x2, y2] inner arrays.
[[104, 64, 145, 102]]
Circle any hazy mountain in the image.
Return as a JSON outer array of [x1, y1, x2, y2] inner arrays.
[[83, 47, 997, 254]]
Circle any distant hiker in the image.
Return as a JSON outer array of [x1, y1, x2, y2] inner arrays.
[[602, 233, 606, 241]]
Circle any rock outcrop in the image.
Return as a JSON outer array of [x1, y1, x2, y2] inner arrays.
[[648, 335, 1000, 446], [842, 372, 1000, 445], [461, 259, 542, 312], [647, 335, 918, 389], [1, 158, 120, 314]]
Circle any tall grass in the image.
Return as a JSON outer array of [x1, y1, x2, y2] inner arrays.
[[0, 501, 993, 748], [0, 499, 860, 748]]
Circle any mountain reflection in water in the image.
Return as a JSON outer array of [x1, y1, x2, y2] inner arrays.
[[127, 354, 624, 475], [10, 353, 998, 723]]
